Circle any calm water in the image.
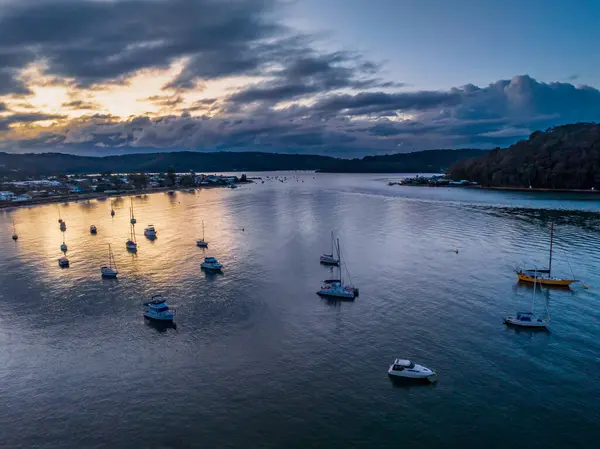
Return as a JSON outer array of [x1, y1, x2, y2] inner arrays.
[[1, 173, 599, 449]]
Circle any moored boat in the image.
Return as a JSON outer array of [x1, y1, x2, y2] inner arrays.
[[388, 359, 437, 383], [317, 238, 358, 299], [101, 244, 118, 278], [516, 222, 577, 287], [201, 256, 223, 271], [143, 295, 175, 322]]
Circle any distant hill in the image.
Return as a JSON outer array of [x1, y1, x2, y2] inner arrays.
[[0, 149, 485, 177], [317, 149, 486, 173], [448, 123, 600, 189]]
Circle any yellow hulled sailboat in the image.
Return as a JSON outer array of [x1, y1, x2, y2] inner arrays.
[[516, 222, 577, 287]]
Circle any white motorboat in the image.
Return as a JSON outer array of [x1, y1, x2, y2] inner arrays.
[[196, 220, 208, 247], [101, 244, 118, 278], [388, 359, 437, 382], [90, 225, 97, 234], [317, 238, 358, 299], [126, 224, 137, 252], [58, 256, 69, 267], [144, 225, 157, 238], [201, 256, 223, 271], [505, 269, 550, 328], [143, 295, 175, 322], [320, 231, 339, 265]]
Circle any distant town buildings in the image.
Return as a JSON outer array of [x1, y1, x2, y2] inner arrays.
[[0, 172, 248, 205]]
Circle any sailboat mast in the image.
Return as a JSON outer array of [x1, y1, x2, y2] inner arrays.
[[202, 220, 205, 241], [532, 270, 537, 314], [336, 238, 342, 283], [548, 222, 554, 276], [331, 231, 334, 256]]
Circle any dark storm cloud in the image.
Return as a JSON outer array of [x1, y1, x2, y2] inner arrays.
[[226, 52, 401, 105], [310, 91, 461, 116], [0, 0, 281, 88], [0, 112, 66, 130]]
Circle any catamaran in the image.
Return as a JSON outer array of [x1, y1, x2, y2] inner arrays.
[[320, 231, 340, 265], [317, 238, 358, 299], [516, 222, 577, 287], [196, 220, 208, 247], [505, 269, 550, 328], [101, 244, 118, 278]]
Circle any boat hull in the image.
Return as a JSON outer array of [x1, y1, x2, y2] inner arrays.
[[317, 290, 355, 300], [201, 264, 222, 271], [517, 272, 576, 286], [504, 317, 549, 328], [143, 313, 174, 322]]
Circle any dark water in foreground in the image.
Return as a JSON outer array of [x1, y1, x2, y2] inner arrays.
[[1, 173, 599, 449]]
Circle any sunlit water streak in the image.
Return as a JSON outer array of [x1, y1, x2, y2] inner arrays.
[[0, 173, 599, 448]]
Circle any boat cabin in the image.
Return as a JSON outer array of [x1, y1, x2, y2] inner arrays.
[[391, 359, 416, 371]]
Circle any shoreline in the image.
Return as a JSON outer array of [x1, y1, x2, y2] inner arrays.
[[0, 183, 246, 210], [468, 185, 600, 194], [392, 183, 600, 194]]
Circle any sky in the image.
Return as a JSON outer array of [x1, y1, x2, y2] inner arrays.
[[0, 0, 599, 157]]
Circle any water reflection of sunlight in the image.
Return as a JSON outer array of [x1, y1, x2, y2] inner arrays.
[[3, 189, 236, 291]]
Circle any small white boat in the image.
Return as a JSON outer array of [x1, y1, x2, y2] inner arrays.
[[144, 225, 157, 238], [58, 257, 69, 267], [143, 295, 175, 322], [201, 256, 223, 271], [90, 225, 97, 234], [505, 269, 550, 328], [320, 231, 340, 265], [101, 244, 118, 278], [388, 359, 437, 382], [196, 220, 208, 247], [317, 238, 358, 299]]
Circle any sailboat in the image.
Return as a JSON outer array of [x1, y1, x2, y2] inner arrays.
[[196, 220, 208, 247], [317, 238, 359, 300], [60, 233, 68, 252], [57, 205, 63, 223], [101, 244, 118, 278], [130, 198, 136, 224], [517, 222, 577, 287], [505, 270, 550, 328], [320, 231, 340, 265], [126, 224, 137, 252], [110, 201, 115, 217], [11, 220, 18, 240]]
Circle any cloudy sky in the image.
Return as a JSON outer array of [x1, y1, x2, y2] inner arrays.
[[1, 0, 599, 156]]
